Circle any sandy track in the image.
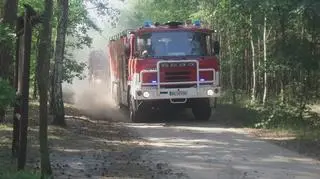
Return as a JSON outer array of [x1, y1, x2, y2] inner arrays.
[[52, 89, 320, 179], [119, 111, 320, 179]]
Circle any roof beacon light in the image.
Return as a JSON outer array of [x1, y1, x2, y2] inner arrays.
[[144, 20, 152, 27], [194, 20, 201, 27]]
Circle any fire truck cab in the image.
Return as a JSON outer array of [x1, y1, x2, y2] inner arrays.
[[108, 20, 221, 122]]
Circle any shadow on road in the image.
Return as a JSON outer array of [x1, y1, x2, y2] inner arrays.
[[136, 103, 259, 128], [123, 108, 320, 179]]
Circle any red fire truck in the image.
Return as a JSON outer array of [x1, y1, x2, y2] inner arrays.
[[107, 20, 221, 122]]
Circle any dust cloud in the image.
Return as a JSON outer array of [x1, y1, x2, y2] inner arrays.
[[61, 0, 139, 121], [71, 84, 125, 121]]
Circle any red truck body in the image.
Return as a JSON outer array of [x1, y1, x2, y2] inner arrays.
[[107, 21, 221, 122]]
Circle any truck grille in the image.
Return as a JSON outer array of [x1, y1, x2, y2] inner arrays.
[[159, 62, 197, 88], [165, 71, 191, 81]]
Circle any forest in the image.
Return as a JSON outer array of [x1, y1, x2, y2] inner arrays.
[[0, 0, 319, 178]]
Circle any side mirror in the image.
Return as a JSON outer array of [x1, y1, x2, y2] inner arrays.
[[213, 41, 220, 55]]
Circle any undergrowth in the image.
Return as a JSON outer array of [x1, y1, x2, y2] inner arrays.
[[220, 89, 320, 135]]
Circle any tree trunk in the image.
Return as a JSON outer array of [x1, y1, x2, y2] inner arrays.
[[37, 0, 54, 177], [0, 0, 18, 122], [49, 72, 54, 115], [0, 109, 5, 123], [11, 16, 23, 157], [228, 38, 236, 104], [52, 0, 68, 126], [250, 14, 256, 104], [262, 15, 268, 105], [17, 6, 33, 170], [33, 76, 38, 99], [279, 12, 287, 104], [33, 33, 41, 100], [0, 0, 18, 79], [244, 48, 249, 93], [0, 1, 3, 17]]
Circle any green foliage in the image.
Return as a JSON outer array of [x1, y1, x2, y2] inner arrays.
[[0, 79, 15, 110], [63, 52, 87, 83], [66, 0, 99, 50], [221, 91, 320, 130], [0, 23, 16, 53], [250, 101, 307, 129]]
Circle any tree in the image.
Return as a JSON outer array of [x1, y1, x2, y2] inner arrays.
[[52, 0, 69, 126], [0, 0, 18, 122], [250, 14, 257, 104], [36, 0, 54, 177]]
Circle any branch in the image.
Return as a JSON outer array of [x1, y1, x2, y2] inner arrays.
[[266, 26, 273, 39]]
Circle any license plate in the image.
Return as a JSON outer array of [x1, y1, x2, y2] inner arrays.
[[169, 91, 187, 96]]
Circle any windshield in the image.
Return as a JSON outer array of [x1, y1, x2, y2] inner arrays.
[[136, 31, 212, 58]]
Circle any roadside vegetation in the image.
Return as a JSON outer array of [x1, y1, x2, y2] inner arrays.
[[1, 0, 119, 178]]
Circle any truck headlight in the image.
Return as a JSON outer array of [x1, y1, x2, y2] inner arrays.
[[95, 79, 102, 84], [207, 89, 214, 96], [143, 91, 150, 98]]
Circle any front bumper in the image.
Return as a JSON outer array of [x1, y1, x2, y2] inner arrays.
[[133, 86, 221, 100]]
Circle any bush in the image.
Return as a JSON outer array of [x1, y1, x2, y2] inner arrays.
[[248, 100, 317, 130], [220, 91, 319, 130]]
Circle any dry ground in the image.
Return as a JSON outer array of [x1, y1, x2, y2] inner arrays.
[[0, 104, 185, 179]]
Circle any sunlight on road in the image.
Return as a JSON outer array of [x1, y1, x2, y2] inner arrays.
[[126, 122, 247, 134], [124, 121, 320, 179]]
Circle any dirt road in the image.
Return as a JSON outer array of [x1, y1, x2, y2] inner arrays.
[[118, 110, 320, 179], [42, 107, 320, 179], [47, 90, 320, 179]]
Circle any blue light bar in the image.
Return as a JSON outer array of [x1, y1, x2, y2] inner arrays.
[[152, 80, 157, 83], [144, 20, 153, 27], [194, 20, 201, 27]]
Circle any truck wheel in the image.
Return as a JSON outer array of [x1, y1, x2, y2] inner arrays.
[[129, 97, 145, 123], [192, 99, 212, 121]]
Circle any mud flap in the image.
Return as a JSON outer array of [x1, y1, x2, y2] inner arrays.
[[129, 97, 146, 123]]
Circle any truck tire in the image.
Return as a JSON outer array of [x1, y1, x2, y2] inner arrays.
[[192, 99, 212, 121], [129, 97, 145, 123]]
